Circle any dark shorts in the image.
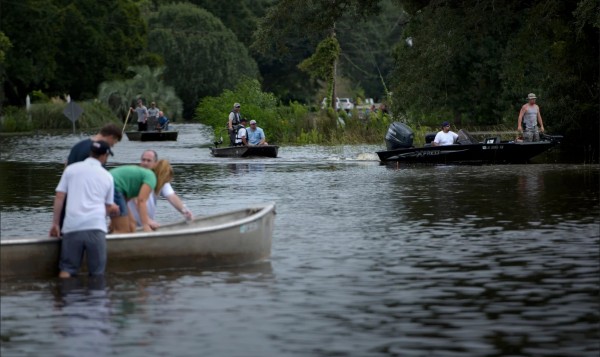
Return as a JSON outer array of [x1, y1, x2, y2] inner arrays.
[[60, 230, 107, 276], [114, 191, 129, 217]]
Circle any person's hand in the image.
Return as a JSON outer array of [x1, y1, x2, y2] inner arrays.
[[517, 125, 522, 132], [182, 209, 193, 221], [49, 224, 61, 238], [107, 204, 120, 217], [149, 220, 160, 230], [540, 126, 545, 133], [142, 223, 153, 232]]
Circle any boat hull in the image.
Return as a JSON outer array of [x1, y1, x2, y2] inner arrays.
[[1, 203, 276, 279], [210, 145, 279, 158], [125, 131, 178, 141], [376, 141, 557, 164]]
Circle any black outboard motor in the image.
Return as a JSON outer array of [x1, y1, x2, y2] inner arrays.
[[385, 122, 414, 150]]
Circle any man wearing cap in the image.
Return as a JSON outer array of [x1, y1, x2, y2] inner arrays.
[[228, 103, 242, 146], [235, 118, 248, 146], [50, 140, 119, 278], [247, 119, 268, 146], [432, 121, 458, 146], [517, 93, 545, 142]]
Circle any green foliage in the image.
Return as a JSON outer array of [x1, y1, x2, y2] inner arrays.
[[147, 2, 259, 118], [98, 66, 183, 121], [390, 0, 598, 159], [0, 101, 119, 132], [1, 0, 146, 103], [0, 31, 11, 64]]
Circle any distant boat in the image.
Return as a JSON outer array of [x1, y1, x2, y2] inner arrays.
[[210, 145, 279, 158], [1, 203, 276, 279], [125, 131, 178, 141], [376, 122, 562, 164]]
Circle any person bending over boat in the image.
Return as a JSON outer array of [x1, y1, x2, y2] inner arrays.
[[49, 141, 119, 278], [109, 162, 171, 233], [517, 93, 545, 142], [247, 120, 269, 146], [127, 150, 193, 228], [432, 121, 458, 146]]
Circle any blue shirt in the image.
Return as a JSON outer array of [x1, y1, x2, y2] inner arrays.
[[247, 127, 265, 145]]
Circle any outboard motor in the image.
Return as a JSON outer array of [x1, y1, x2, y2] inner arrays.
[[385, 122, 414, 150]]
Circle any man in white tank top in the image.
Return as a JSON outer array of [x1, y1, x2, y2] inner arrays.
[[517, 93, 545, 142]]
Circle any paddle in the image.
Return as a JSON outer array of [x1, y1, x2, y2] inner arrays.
[[121, 108, 132, 135]]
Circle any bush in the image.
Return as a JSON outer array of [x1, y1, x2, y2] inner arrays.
[[1, 101, 120, 133]]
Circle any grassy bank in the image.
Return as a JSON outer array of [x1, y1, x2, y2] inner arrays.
[[0, 100, 121, 133]]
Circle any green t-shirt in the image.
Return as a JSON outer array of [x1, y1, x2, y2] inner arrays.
[[110, 165, 157, 198]]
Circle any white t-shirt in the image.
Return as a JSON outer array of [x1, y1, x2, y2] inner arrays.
[[128, 182, 176, 226], [56, 158, 114, 233], [433, 131, 458, 146], [235, 127, 247, 145]]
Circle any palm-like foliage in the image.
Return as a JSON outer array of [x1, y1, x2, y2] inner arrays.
[[98, 66, 183, 121]]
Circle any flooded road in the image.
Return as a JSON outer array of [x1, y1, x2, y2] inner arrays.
[[1, 124, 598, 356]]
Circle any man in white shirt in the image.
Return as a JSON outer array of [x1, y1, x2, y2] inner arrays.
[[432, 121, 458, 146], [49, 141, 119, 278], [128, 150, 193, 228]]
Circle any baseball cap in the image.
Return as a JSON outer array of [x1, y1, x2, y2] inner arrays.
[[441, 121, 450, 127], [249, 120, 257, 125], [240, 118, 247, 122], [234, 102, 241, 108], [91, 140, 114, 156]]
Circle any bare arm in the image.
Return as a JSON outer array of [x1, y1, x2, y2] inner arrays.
[[517, 106, 525, 131], [166, 193, 193, 220], [49, 192, 66, 237], [537, 107, 544, 132], [137, 184, 153, 232]]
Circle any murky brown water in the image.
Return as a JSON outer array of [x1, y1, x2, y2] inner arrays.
[[1, 124, 599, 356]]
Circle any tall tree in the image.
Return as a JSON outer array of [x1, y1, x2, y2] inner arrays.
[[147, 2, 259, 118], [1, 0, 146, 104]]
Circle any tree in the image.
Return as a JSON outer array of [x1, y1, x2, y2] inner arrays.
[[147, 3, 259, 118], [98, 65, 183, 121], [1, 0, 147, 104]]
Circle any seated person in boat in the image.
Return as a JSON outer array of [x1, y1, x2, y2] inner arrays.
[[128, 151, 193, 228], [432, 121, 458, 146], [49, 141, 119, 278], [109, 162, 173, 233], [247, 119, 269, 146], [156, 111, 169, 131], [234, 118, 248, 146]]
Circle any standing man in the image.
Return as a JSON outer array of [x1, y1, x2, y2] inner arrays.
[[66, 123, 123, 165], [247, 119, 268, 146], [228, 102, 242, 146], [127, 150, 193, 228], [147, 101, 160, 130], [517, 93, 545, 142], [432, 121, 458, 146], [50, 141, 119, 278], [132, 99, 148, 132]]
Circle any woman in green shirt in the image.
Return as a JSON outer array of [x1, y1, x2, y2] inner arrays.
[[109, 160, 173, 233]]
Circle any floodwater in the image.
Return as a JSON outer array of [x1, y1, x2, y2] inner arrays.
[[1, 124, 598, 356]]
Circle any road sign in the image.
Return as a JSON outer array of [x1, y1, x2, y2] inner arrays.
[[63, 101, 84, 134]]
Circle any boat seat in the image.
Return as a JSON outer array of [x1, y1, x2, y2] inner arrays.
[[425, 133, 436, 144]]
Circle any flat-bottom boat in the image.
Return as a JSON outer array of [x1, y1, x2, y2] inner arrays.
[[1, 203, 276, 279], [210, 145, 279, 158], [125, 130, 178, 141], [376, 122, 562, 164]]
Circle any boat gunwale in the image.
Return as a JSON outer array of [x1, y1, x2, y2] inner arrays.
[[1, 202, 276, 245]]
